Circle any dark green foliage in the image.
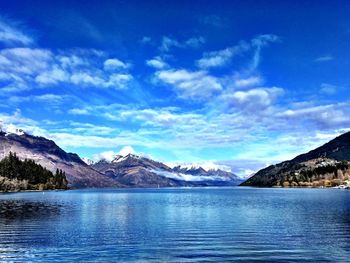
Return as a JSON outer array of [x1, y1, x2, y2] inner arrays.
[[0, 152, 68, 192], [54, 168, 68, 189]]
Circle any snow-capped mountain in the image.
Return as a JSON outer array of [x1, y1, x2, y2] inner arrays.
[[92, 153, 181, 187], [92, 153, 242, 187], [0, 127, 242, 188]]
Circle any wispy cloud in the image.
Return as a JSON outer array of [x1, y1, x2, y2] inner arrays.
[[320, 83, 337, 94], [249, 34, 280, 71], [159, 36, 205, 52], [196, 34, 279, 69], [234, 76, 262, 88], [68, 108, 90, 115], [0, 18, 33, 46], [196, 44, 249, 68], [155, 69, 222, 100], [314, 55, 334, 62], [0, 47, 133, 92], [140, 36, 152, 44], [198, 15, 227, 28], [276, 102, 350, 129]]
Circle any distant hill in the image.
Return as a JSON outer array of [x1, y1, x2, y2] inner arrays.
[[92, 154, 242, 187], [0, 131, 120, 188], [241, 131, 350, 187]]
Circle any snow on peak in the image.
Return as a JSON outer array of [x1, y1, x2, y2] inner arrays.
[[167, 161, 232, 172], [82, 158, 95, 165], [92, 147, 144, 163], [111, 153, 142, 163], [2, 124, 25, 136]]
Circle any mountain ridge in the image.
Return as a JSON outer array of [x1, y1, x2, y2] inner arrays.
[[0, 131, 121, 188], [92, 153, 242, 187], [241, 131, 350, 187]]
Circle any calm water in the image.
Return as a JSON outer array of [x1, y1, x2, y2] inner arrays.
[[0, 188, 350, 262]]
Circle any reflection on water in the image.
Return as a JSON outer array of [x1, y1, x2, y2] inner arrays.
[[0, 188, 350, 262], [0, 200, 61, 220]]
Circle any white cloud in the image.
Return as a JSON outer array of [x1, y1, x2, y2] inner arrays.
[[196, 34, 278, 69], [277, 103, 350, 128], [118, 108, 205, 127], [56, 122, 116, 136], [160, 37, 181, 52], [90, 146, 135, 162], [0, 48, 52, 75], [222, 87, 284, 111], [315, 55, 333, 62], [70, 72, 104, 86], [146, 56, 168, 69], [320, 83, 337, 94], [196, 44, 248, 68], [160, 36, 205, 52], [35, 67, 68, 85], [92, 150, 116, 162], [249, 34, 280, 71], [152, 169, 232, 182], [234, 76, 262, 88], [251, 34, 280, 47], [58, 54, 87, 68], [156, 69, 222, 99], [199, 15, 227, 27], [118, 145, 136, 156], [0, 18, 33, 46], [104, 73, 133, 89], [0, 109, 47, 136], [184, 36, 206, 48], [0, 48, 133, 91], [103, 58, 129, 70], [34, 94, 66, 102], [140, 36, 152, 44], [68, 108, 90, 115]]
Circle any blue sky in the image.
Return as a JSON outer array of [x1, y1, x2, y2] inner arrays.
[[0, 0, 350, 176]]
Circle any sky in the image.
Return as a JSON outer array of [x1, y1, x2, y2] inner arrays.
[[0, 0, 350, 176]]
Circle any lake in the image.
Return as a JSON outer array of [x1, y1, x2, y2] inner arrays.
[[0, 188, 350, 262]]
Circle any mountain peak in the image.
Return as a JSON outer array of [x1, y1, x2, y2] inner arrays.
[[111, 153, 142, 163]]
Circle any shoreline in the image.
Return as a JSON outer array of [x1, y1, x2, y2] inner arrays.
[[1, 186, 349, 194], [0, 188, 68, 194]]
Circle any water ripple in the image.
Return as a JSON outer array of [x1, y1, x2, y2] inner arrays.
[[0, 188, 349, 262]]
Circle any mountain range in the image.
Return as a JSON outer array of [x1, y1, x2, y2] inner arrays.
[[2, 127, 349, 189], [0, 130, 241, 188], [92, 154, 241, 187], [241, 131, 350, 187]]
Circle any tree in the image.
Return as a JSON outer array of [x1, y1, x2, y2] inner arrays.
[[0, 153, 68, 192]]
